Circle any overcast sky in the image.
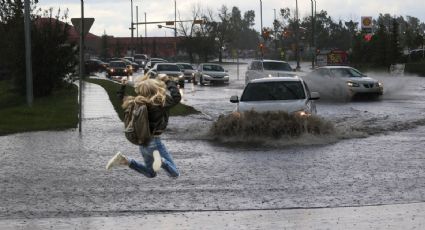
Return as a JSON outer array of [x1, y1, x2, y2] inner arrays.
[[37, 0, 425, 37]]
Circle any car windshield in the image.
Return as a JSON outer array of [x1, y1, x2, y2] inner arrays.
[[203, 65, 224, 72], [330, 68, 364, 78], [157, 64, 180, 71], [109, 62, 126, 68], [134, 54, 147, 59], [177, 64, 193, 70], [241, 81, 306, 101], [263, 62, 292, 71]]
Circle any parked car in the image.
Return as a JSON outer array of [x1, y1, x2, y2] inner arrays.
[[305, 66, 384, 99], [107, 61, 130, 78], [134, 54, 148, 68], [85, 59, 108, 73], [176, 63, 196, 82], [146, 63, 185, 88], [245, 59, 297, 84], [144, 58, 167, 72], [230, 77, 320, 116], [193, 63, 229, 85]]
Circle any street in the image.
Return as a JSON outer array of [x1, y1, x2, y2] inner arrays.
[[1, 62, 425, 228]]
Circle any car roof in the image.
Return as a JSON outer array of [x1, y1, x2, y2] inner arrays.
[[156, 63, 177, 65], [316, 66, 353, 69], [250, 77, 302, 83], [200, 63, 223, 66], [252, 59, 289, 63]]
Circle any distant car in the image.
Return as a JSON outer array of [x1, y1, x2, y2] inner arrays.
[[176, 63, 196, 82], [134, 54, 148, 68], [146, 63, 185, 88], [85, 59, 108, 73], [193, 63, 229, 85], [306, 66, 384, 99], [123, 56, 135, 62], [107, 61, 129, 78], [230, 77, 320, 116], [144, 58, 167, 72], [245, 59, 297, 84], [120, 58, 139, 74]]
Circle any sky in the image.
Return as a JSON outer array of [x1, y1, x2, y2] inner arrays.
[[37, 0, 425, 37]]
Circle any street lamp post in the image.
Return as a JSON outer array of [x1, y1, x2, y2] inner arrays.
[[295, 0, 300, 70], [174, 0, 177, 37], [310, 0, 315, 68], [260, 0, 263, 58], [130, 0, 135, 56], [78, 0, 85, 133]]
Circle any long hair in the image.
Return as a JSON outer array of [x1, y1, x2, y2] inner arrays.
[[122, 75, 167, 109]]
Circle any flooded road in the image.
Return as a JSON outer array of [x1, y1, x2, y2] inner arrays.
[[0, 62, 424, 220]]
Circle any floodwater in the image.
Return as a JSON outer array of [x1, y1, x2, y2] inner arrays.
[[0, 62, 424, 222]]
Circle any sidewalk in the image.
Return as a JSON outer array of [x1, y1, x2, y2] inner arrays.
[[1, 202, 424, 229]]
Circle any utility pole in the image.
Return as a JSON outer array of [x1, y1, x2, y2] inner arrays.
[[24, 0, 33, 107], [295, 0, 301, 70], [130, 0, 134, 56], [260, 0, 263, 58], [310, 0, 315, 69], [136, 6, 139, 39], [78, 0, 85, 132], [174, 0, 177, 37], [144, 12, 147, 38]]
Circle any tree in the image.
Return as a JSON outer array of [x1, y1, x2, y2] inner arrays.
[[0, 1, 77, 97]]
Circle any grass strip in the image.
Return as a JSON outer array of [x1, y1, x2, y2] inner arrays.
[[85, 78, 199, 121], [0, 81, 78, 135]]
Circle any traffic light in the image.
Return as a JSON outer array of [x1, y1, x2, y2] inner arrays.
[[364, 34, 373, 42]]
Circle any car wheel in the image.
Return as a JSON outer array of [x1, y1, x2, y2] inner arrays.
[[200, 76, 204, 86]]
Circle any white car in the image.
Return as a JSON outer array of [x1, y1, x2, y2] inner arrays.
[[193, 63, 229, 85], [245, 59, 298, 84], [230, 77, 320, 116], [306, 66, 383, 99]]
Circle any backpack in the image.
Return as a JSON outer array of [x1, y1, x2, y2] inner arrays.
[[123, 101, 151, 146]]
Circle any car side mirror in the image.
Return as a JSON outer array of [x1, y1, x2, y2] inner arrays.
[[310, 92, 320, 100], [230, 95, 239, 103]]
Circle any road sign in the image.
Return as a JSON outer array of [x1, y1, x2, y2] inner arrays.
[[71, 18, 95, 36], [166, 21, 174, 26], [361, 16, 373, 33]]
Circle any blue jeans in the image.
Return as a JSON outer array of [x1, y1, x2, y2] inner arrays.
[[129, 137, 180, 178]]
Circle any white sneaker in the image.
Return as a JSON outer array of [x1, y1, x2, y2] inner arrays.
[[106, 151, 128, 170], [152, 150, 162, 172]]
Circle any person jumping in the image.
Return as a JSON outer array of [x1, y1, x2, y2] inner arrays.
[[106, 75, 181, 178]]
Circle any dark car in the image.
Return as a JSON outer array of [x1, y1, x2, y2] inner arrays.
[[85, 59, 108, 74], [107, 61, 129, 79]]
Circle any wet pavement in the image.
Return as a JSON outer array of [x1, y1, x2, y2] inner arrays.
[[1, 65, 425, 229]]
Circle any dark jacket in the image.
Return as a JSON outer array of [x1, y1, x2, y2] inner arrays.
[[118, 80, 181, 135]]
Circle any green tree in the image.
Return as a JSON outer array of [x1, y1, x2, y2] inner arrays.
[[100, 31, 110, 60], [0, 0, 77, 97]]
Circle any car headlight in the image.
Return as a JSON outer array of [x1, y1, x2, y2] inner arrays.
[[142, 61, 145, 65], [294, 110, 311, 117], [203, 74, 211, 78], [377, 82, 383, 87], [178, 74, 184, 79], [110, 69, 114, 72], [347, 81, 360, 87], [124, 69, 127, 72]]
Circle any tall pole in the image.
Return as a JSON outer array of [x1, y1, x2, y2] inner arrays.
[[310, 0, 314, 69], [295, 0, 300, 70], [260, 0, 263, 58], [136, 6, 139, 39], [260, 0, 263, 33], [174, 0, 177, 37], [24, 0, 33, 107], [130, 0, 134, 56], [79, 0, 85, 133], [144, 12, 147, 38]]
